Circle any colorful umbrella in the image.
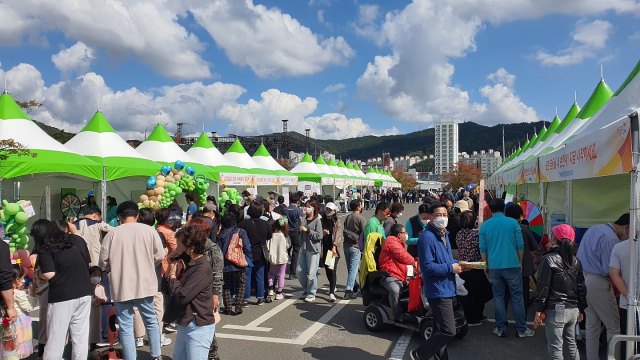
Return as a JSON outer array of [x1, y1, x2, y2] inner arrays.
[[518, 200, 544, 243]]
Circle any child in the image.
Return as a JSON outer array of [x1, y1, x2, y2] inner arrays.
[[88, 266, 107, 352], [1, 265, 35, 360], [267, 217, 291, 301]]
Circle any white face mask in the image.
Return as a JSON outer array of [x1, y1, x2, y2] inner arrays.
[[433, 217, 448, 229], [420, 219, 429, 225], [326, 212, 333, 217], [306, 208, 313, 215], [90, 277, 101, 285], [397, 213, 403, 218]]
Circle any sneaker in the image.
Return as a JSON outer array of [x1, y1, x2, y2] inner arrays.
[[161, 334, 172, 346], [493, 327, 507, 337], [275, 293, 284, 300], [329, 293, 336, 302], [409, 349, 420, 360], [164, 323, 178, 333], [480, 315, 488, 322], [288, 274, 297, 280], [300, 292, 308, 299], [515, 328, 535, 338], [135, 337, 144, 347], [95, 341, 110, 348], [257, 299, 265, 305], [304, 295, 316, 302], [345, 291, 358, 300], [468, 321, 482, 327]]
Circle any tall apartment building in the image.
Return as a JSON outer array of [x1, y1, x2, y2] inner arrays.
[[459, 149, 502, 176], [434, 119, 459, 174]]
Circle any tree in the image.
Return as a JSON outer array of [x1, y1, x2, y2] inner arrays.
[[274, 157, 293, 170], [15, 99, 42, 113], [441, 162, 482, 190], [391, 167, 417, 191], [0, 139, 37, 162], [409, 159, 434, 172]]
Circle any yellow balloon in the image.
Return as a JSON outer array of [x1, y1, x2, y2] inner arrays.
[[149, 196, 157, 202], [156, 175, 165, 182], [157, 187, 165, 194], [156, 180, 165, 188], [143, 200, 150, 207], [140, 195, 149, 202], [174, 175, 181, 181]]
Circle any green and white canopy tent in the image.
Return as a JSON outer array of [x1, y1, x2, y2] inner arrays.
[[290, 153, 323, 194], [0, 92, 102, 180], [65, 111, 161, 180], [223, 140, 278, 186], [186, 134, 252, 187], [346, 162, 365, 186], [313, 156, 336, 185], [327, 158, 349, 187], [136, 124, 218, 181], [251, 144, 298, 186], [354, 164, 374, 186], [367, 168, 384, 187], [336, 160, 355, 185]]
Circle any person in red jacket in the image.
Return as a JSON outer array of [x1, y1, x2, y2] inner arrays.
[[379, 224, 416, 323]]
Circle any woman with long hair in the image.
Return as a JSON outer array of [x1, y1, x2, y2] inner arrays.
[[319, 202, 343, 302], [217, 214, 252, 315], [31, 219, 92, 360], [238, 201, 272, 305], [533, 225, 586, 359], [296, 200, 323, 302]]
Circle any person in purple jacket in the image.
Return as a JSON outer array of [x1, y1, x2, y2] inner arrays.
[[410, 202, 465, 360]]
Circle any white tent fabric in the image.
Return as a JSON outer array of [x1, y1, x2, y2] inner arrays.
[[136, 126, 201, 165]]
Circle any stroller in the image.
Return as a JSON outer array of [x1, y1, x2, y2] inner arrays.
[[361, 238, 469, 341]]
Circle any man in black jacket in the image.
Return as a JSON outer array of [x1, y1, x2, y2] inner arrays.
[[273, 196, 287, 215], [0, 241, 15, 322]]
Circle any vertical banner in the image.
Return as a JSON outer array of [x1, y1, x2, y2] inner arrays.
[[282, 187, 290, 205]]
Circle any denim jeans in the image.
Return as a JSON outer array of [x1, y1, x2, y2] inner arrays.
[[344, 247, 361, 291], [297, 250, 320, 295], [545, 307, 580, 360], [489, 267, 528, 333], [173, 320, 216, 360], [115, 296, 161, 359], [245, 260, 266, 300]]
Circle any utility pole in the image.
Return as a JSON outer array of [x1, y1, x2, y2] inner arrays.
[[502, 126, 505, 162]]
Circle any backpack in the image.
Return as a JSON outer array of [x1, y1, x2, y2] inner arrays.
[[225, 230, 248, 267]]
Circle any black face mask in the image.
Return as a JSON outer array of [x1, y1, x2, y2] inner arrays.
[[177, 252, 191, 263]]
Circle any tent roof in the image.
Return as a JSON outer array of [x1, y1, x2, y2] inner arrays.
[[224, 140, 275, 176], [186, 133, 247, 178], [0, 92, 101, 180], [575, 79, 614, 120], [541, 115, 562, 142], [251, 144, 294, 177], [315, 156, 336, 176], [290, 153, 323, 182], [65, 111, 161, 180]]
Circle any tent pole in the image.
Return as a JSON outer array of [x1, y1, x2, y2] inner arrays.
[[539, 182, 545, 234], [626, 112, 640, 359], [101, 166, 107, 217], [565, 180, 573, 226]]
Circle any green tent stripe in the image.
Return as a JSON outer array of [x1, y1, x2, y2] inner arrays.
[[253, 144, 271, 157], [614, 59, 640, 96], [346, 162, 354, 169], [80, 111, 117, 133], [0, 149, 102, 180], [85, 156, 161, 181], [327, 158, 338, 166], [575, 80, 613, 120], [554, 103, 582, 135], [192, 133, 215, 149], [0, 93, 31, 121], [541, 115, 561, 141], [226, 140, 247, 154], [146, 125, 174, 143], [300, 153, 314, 163], [315, 156, 327, 165], [337, 160, 347, 168]]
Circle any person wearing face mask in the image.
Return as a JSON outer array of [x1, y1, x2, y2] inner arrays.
[[297, 200, 324, 302], [379, 224, 416, 323], [164, 226, 216, 360], [576, 213, 630, 360], [410, 202, 466, 360], [405, 200, 435, 257], [320, 202, 343, 302], [384, 203, 405, 237]]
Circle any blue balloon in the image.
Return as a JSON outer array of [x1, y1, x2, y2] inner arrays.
[[185, 166, 196, 176], [174, 160, 185, 171], [146, 176, 157, 189], [161, 165, 172, 176]]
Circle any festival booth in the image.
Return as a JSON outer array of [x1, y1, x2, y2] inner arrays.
[[489, 62, 640, 354], [223, 140, 278, 197], [354, 164, 374, 188], [251, 144, 298, 196], [313, 156, 336, 194], [0, 92, 103, 225], [328, 158, 350, 189], [186, 133, 252, 196], [65, 110, 164, 215], [290, 154, 323, 196]]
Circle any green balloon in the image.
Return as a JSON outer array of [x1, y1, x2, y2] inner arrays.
[[175, 187, 182, 194], [14, 212, 28, 224]]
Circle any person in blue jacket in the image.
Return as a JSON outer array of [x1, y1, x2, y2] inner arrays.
[[410, 202, 465, 360]]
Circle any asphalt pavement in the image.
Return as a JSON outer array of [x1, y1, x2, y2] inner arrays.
[[27, 202, 594, 360]]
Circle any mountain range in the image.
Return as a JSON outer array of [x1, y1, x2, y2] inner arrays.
[[35, 120, 549, 161]]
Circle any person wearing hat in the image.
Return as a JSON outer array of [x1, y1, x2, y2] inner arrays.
[[320, 202, 343, 301], [534, 224, 586, 360], [198, 204, 220, 240], [462, 191, 474, 210]]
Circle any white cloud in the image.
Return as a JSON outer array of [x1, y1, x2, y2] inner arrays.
[[358, 4, 380, 24], [536, 19, 613, 66], [1, 62, 392, 140], [630, 31, 640, 40], [486, 68, 515, 88], [190, 0, 355, 78], [51, 41, 95, 75], [318, 10, 325, 23], [599, 55, 615, 63], [0, 0, 213, 81], [322, 83, 346, 93]]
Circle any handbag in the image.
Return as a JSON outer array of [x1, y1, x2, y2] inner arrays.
[[225, 230, 248, 267]]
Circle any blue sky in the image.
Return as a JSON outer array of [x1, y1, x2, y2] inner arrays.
[[1, 0, 639, 140]]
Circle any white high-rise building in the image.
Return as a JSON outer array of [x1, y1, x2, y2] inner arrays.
[[434, 119, 459, 175]]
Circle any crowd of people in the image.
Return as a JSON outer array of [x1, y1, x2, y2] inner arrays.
[[0, 186, 633, 360]]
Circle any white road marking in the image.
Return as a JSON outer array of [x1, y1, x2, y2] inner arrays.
[[217, 298, 351, 345], [222, 292, 302, 332], [389, 329, 413, 360]]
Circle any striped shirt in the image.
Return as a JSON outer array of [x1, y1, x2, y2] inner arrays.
[[576, 223, 620, 277]]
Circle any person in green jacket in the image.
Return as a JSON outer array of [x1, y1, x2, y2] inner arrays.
[[106, 196, 118, 224], [364, 202, 390, 245]]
